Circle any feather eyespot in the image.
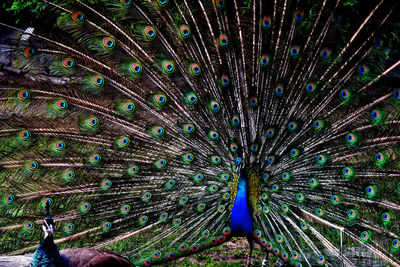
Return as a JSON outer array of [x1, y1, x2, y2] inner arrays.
[[197, 203, 206, 212], [179, 25, 191, 39], [209, 100, 221, 113], [317, 255, 325, 265], [17, 89, 31, 102], [392, 239, 400, 249], [54, 99, 68, 111], [209, 130, 219, 141], [25, 160, 39, 171], [79, 202, 91, 213], [275, 84, 284, 96], [222, 192, 230, 200], [72, 11, 85, 23], [162, 60, 175, 74], [308, 177, 319, 189], [313, 119, 324, 131], [139, 216, 148, 225], [120, 204, 130, 214], [295, 10, 303, 21], [281, 172, 290, 181], [266, 128, 275, 137], [209, 185, 218, 193], [230, 142, 238, 152], [102, 37, 115, 49], [156, 0, 168, 7], [272, 184, 279, 192], [189, 63, 201, 76], [23, 221, 35, 231], [185, 92, 198, 105], [64, 223, 75, 234], [143, 26, 157, 40], [18, 129, 31, 141], [215, 0, 225, 9], [211, 155, 221, 165], [262, 16, 271, 29], [331, 195, 340, 205], [290, 46, 300, 57], [306, 82, 316, 93], [249, 97, 258, 107], [100, 179, 112, 190], [358, 64, 369, 76], [266, 155, 275, 164], [218, 34, 229, 47], [91, 75, 104, 87], [320, 49, 331, 60], [154, 158, 167, 169], [152, 250, 161, 259], [183, 123, 195, 135], [220, 75, 230, 86], [315, 208, 324, 217], [296, 193, 305, 203], [288, 121, 297, 132], [52, 140, 66, 151], [142, 192, 152, 202], [281, 204, 289, 213], [127, 165, 139, 176], [62, 170, 75, 182], [129, 63, 143, 76], [165, 179, 175, 189], [231, 115, 240, 126], [259, 55, 269, 68], [173, 218, 182, 227], [62, 58, 75, 69], [24, 47, 35, 57], [360, 231, 370, 242], [152, 126, 165, 138], [153, 93, 167, 107], [193, 173, 204, 183], [342, 166, 354, 179], [290, 148, 299, 159], [3, 194, 15, 205], [179, 196, 188, 205], [89, 153, 101, 165], [159, 212, 168, 221], [182, 153, 194, 164], [120, 0, 132, 7]]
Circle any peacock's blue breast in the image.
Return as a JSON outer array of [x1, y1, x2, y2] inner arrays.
[[230, 175, 254, 235]]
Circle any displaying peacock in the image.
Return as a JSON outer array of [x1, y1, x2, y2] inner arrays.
[[1, 0, 400, 266]]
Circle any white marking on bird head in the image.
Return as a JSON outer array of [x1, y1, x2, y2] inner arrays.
[[42, 219, 54, 238]]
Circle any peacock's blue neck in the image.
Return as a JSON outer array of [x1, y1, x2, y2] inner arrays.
[[230, 172, 253, 236]]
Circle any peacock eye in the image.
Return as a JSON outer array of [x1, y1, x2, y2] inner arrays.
[[144, 26, 157, 40], [162, 60, 175, 74], [262, 16, 271, 29], [120, 0, 131, 6], [102, 37, 115, 49], [72, 11, 85, 23], [295, 10, 303, 21], [180, 25, 191, 39], [290, 46, 300, 57], [156, 0, 168, 7], [218, 34, 229, 47]]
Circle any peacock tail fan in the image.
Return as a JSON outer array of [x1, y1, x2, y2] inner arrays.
[[0, 0, 400, 266]]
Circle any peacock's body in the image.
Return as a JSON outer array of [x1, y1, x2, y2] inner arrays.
[[1, 0, 400, 266]]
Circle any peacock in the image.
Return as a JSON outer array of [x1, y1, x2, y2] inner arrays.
[[0, 0, 400, 266]]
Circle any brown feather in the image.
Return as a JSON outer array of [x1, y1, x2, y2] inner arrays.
[[60, 248, 134, 267]]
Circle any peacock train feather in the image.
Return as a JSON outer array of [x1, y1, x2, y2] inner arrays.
[[1, 0, 400, 266]]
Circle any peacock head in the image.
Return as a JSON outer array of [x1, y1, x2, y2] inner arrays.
[[234, 157, 245, 174], [42, 216, 55, 238]]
